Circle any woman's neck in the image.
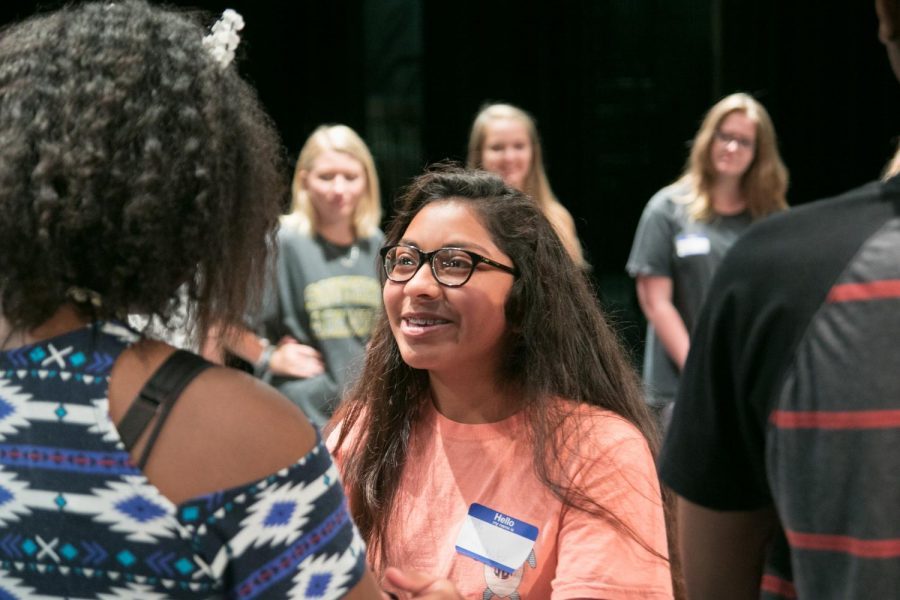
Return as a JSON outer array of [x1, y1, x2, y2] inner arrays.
[[428, 371, 518, 424], [317, 220, 356, 246], [709, 177, 747, 216], [0, 304, 89, 350]]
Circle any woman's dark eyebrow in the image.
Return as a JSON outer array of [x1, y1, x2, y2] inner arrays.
[[397, 239, 491, 254]]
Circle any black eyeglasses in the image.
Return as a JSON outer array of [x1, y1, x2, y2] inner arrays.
[[380, 244, 517, 287]]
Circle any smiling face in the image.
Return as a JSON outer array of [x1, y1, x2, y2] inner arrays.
[[480, 118, 533, 191], [383, 200, 515, 378], [303, 149, 368, 230], [709, 111, 758, 180]]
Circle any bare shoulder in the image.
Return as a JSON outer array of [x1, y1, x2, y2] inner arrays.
[[109, 340, 316, 505]]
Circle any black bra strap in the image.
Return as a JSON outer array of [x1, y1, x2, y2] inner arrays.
[[117, 350, 213, 469]]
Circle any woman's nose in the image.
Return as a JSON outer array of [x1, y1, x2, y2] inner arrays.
[[403, 260, 441, 297]]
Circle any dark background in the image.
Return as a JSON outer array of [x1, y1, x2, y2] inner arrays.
[[3, 0, 899, 359]]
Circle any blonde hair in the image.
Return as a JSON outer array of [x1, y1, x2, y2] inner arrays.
[[882, 141, 900, 181], [676, 93, 789, 221], [284, 124, 381, 238], [467, 103, 584, 265]]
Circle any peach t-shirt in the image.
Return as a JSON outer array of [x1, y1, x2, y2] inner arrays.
[[332, 401, 673, 599]]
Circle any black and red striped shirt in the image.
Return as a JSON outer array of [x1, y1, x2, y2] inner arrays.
[[661, 174, 900, 598]]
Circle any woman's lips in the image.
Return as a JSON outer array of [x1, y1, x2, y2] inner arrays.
[[400, 315, 452, 336]]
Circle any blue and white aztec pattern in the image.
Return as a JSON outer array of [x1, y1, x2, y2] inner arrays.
[[0, 321, 365, 598]]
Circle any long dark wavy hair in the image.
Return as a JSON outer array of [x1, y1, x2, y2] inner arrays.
[[332, 166, 670, 573], [0, 0, 285, 337]]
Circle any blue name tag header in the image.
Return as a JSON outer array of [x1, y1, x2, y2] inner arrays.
[[468, 503, 538, 540]]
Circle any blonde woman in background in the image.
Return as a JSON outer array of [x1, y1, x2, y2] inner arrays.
[[627, 92, 788, 422], [208, 125, 384, 426], [467, 103, 586, 266]]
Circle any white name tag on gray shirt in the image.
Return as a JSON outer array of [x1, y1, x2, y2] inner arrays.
[[675, 233, 711, 257]]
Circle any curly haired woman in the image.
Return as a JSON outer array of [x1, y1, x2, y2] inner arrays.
[[0, 2, 381, 598]]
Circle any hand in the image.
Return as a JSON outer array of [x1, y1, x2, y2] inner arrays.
[[382, 567, 463, 600], [268, 339, 325, 378]]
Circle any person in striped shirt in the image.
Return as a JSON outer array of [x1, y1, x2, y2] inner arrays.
[[659, 1, 900, 598]]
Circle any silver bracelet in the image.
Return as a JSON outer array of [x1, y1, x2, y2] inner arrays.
[[253, 342, 276, 378]]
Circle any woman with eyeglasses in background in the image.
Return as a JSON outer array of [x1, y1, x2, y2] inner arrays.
[[329, 166, 674, 599], [627, 93, 788, 427]]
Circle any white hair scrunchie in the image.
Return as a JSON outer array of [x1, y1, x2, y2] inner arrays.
[[202, 9, 245, 69]]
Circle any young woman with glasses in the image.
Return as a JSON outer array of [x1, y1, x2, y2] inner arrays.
[[627, 93, 789, 426], [329, 166, 674, 598]]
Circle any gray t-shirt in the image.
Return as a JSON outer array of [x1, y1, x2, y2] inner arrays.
[[626, 183, 751, 403], [260, 225, 384, 425]]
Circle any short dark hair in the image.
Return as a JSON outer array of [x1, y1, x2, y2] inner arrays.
[[0, 0, 285, 335], [334, 164, 661, 569]]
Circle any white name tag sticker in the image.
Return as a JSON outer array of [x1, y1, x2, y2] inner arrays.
[[454, 503, 538, 574], [675, 233, 711, 257]]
